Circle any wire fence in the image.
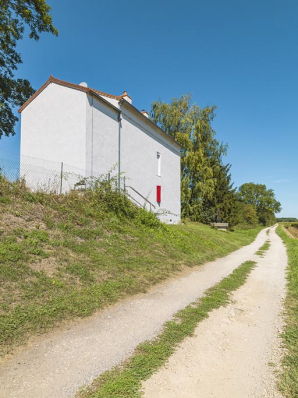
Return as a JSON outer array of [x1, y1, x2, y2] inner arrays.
[[0, 150, 125, 194], [0, 151, 176, 221]]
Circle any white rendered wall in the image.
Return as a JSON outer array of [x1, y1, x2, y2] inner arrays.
[[20, 83, 87, 191], [86, 95, 119, 178], [120, 106, 181, 224], [21, 83, 87, 169]]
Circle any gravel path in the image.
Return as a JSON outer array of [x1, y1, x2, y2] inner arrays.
[[142, 226, 287, 398], [0, 228, 270, 398]]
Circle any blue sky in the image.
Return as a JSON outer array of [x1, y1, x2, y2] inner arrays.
[[1, 0, 297, 217]]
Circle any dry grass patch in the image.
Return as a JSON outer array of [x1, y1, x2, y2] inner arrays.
[[287, 226, 298, 239], [30, 257, 60, 277]]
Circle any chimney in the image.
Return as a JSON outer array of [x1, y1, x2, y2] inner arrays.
[[141, 110, 149, 118], [122, 91, 132, 104]]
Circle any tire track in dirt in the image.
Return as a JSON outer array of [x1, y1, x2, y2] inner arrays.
[[142, 226, 286, 398]]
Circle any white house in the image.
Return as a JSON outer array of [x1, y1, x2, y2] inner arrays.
[[19, 76, 181, 223]]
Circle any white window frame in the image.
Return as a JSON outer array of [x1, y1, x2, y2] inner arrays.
[[157, 152, 161, 177]]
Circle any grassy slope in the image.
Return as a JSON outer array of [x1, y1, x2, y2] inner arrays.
[[0, 178, 261, 354], [282, 222, 298, 239], [276, 226, 298, 397]]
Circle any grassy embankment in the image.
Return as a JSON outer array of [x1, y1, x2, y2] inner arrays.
[[282, 222, 298, 239], [77, 260, 256, 398], [277, 225, 298, 397], [0, 176, 261, 355]]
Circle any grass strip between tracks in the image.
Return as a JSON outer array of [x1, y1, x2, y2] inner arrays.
[[77, 260, 256, 398], [276, 225, 298, 397], [255, 240, 270, 256]]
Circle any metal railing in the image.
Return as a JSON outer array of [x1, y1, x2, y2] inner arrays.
[[125, 185, 156, 211]]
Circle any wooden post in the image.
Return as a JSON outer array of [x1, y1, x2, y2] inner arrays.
[[60, 162, 63, 194]]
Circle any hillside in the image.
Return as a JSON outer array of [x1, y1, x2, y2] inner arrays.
[[0, 176, 261, 354]]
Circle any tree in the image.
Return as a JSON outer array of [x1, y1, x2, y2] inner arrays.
[[204, 163, 240, 226], [276, 217, 298, 222], [232, 202, 259, 228], [150, 94, 227, 221], [237, 183, 282, 226], [0, 0, 58, 139]]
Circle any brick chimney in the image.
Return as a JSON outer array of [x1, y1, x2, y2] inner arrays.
[[141, 110, 149, 118], [122, 91, 132, 104]]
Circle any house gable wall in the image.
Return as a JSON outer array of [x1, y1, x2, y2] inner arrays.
[[20, 82, 87, 170], [19, 80, 181, 223]]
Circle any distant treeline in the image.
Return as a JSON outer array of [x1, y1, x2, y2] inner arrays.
[[277, 218, 298, 222]]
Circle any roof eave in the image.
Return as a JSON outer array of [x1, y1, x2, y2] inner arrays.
[[18, 76, 90, 113], [89, 90, 120, 113], [119, 99, 182, 150], [18, 76, 52, 113]]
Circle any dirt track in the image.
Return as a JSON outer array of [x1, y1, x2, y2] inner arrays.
[[0, 227, 282, 398], [142, 226, 287, 398]]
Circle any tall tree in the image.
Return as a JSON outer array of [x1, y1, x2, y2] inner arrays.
[[204, 163, 239, 225], [0, 0, 58, 139], [151, 94, 227, 221], [237, 182, 282, 226]]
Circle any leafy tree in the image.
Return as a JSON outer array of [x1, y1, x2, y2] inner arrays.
[[233, 202, 259, 228], [204, 163, 240, 226], [151, 94, 227, 221], [0, 0, 58, 139], [237, 182, 281, 226]]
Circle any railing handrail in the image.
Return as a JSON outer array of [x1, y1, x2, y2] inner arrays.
[[125, 185, 156, 209], [125, 191, 144, 208]]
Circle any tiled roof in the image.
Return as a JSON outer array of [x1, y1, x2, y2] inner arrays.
[[18, 76, 181, 149], [18, 76, 131, 113]]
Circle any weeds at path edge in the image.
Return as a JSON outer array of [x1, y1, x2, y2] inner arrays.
[[276, 226, 298, 397]]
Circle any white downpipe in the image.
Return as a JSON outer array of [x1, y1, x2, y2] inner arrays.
[[118, 107, 122, 190], [91, 97, 94, 177]]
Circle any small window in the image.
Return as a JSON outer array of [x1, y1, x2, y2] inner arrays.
[[157, 152, 161, 176]]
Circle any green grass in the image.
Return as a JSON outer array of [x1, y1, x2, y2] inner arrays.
[[276, 225, 298, 397], [255, 240, 270, 256], [0, 176, 261, 355], [77, 260, 256, 398]]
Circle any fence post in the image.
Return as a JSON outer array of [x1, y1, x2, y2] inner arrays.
[[60, 162, 63, 194]]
